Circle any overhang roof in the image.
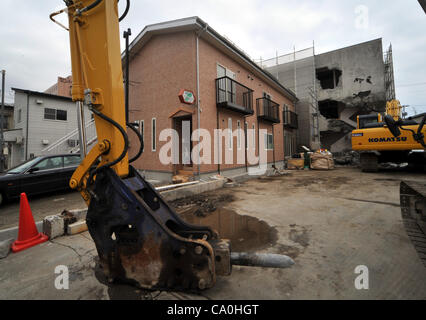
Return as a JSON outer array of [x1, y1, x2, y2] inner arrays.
[[12, 88, 73, 102], [124, 16, 298, 103]]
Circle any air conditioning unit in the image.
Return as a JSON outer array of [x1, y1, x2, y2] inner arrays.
[[16, 136, 23, 145], [42, 139, 49, 145]]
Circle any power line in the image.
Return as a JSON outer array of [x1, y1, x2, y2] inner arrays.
[[396, 81, 426, 88]]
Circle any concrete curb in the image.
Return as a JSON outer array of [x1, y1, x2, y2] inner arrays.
[[0, 209, 87, 243]]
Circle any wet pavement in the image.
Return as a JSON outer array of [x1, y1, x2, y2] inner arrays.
[[0, 167, 426, 299]]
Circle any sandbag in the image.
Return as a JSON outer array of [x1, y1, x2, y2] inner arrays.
[[310, 152, 335, 170], [287, 159, 305, 170]]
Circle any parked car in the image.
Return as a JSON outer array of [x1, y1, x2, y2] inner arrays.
[[0, 154, 84, 206]]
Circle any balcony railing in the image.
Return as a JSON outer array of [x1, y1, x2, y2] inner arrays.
[[283, 110, 298, 129], [256, 98, 280, 123], [216, 76, 254, 115]]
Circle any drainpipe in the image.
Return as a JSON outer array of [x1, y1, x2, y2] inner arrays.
[[195, 24, 208, 179], [217, 107, 220, 175], [244, 115, 248, 172]]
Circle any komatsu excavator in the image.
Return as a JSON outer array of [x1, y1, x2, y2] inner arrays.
[[352, 100, 426, 172], [50, 0, 293, 291], [384, 113, 426, 267]]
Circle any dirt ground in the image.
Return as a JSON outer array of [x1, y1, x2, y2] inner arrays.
[[0, 166, 425, 299]]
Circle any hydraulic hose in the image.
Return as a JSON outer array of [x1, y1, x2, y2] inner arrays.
[[119, 0, 130, 22], [76, 0, 103, 16], [88, 107, 129, 185], [127, 122, 144, 163]]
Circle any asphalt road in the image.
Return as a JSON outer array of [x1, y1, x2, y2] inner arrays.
[[0, 190, 86, 230]]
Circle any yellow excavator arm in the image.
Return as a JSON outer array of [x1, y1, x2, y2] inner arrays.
[[63, 0, 129, 204], [49, 0, 294, 291]]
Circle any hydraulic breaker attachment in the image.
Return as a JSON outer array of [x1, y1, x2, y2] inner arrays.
[[87, 166, 294, 291]]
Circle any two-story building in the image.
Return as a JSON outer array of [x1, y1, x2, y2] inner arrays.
[[8, 88, 91, 167], [126, 17, 298, 182]]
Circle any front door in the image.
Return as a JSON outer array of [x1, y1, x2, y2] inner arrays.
[[174, 116, 193, 172]]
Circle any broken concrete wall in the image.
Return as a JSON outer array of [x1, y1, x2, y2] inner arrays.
[[315, 38, 387, 153], [315, 38, 386, 110]]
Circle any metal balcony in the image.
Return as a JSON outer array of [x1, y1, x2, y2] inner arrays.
[[283, 110, 298, 129], [256, 98, 280, 123], [216, 77, 254, 115]]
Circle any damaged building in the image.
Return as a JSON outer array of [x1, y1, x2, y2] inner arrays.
[[262, 38, 395, 154]]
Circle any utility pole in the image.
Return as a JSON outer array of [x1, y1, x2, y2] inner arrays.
[[123, 28, 131, 124], [0, 70, 5, 172]]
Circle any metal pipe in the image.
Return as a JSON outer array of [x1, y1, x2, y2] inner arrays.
[[155, 180, 199, 192], [230, 252, 294, 269], [0, 70, 5, 172], [124, 28, 131, 123], [195, 24, 208, 179], [76, 101, 87, 158]]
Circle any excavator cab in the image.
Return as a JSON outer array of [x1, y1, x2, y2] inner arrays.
[[357, 114, 383, 129]]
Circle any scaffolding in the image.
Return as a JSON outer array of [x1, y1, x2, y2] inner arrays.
[[384, 44, 396, 101]]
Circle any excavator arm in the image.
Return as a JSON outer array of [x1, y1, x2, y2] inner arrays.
[[51, 0, 294, 291]]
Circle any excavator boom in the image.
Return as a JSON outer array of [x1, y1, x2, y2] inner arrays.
[[53, 0, 294, 291]]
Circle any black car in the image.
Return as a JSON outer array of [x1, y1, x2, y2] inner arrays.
[[0, 154, 83, 206]]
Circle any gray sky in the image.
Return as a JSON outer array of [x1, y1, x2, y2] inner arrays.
[[1, 0, 425, 115]]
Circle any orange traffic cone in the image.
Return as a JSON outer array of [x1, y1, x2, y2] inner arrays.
[[11, 193, 48, 253]]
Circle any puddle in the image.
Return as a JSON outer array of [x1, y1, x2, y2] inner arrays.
[[177, 208, 278, 252]]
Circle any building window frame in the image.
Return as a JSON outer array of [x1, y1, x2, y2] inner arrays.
[[151, 118, 156, 152], [44, 108, 67, 121], [139, 120, 144, 141], [237, 120, 241, 150], [264, 132, 274, 151], [252, 123, 256, 151], [228, 118, 233, 150]]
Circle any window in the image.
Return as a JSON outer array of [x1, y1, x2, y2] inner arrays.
[[34, 156, 63, 171], [44, 108, 67, 121], [64, 155, 81, 167], [228, 118, 233, 150], [152, 118, 156, 152], [217, 64, 236, 103], [252, 123, 256, 151], [237, 120, 241, 149], [57, 109, 67, 121], [139, 120, 144, 142], [264, 133, 274, 150], [245, 122, 248, 150], [217, 64, 226, 78], [18, 109, 22, 123]]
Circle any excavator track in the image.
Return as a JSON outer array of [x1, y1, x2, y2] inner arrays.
[[400, 181, 426, 267]]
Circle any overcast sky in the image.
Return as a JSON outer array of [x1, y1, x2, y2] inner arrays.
[[1, 0, 425, 115]]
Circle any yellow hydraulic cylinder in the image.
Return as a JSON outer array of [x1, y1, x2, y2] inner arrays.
[[66, 0, 129, 179], [386, 100, 402, 121]]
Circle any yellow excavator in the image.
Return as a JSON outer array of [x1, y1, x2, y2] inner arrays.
[[50, 0, 293, 291], [352, 100, 426, 267], [352, 100, 426, 172], [384, 112, 426, 267]]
